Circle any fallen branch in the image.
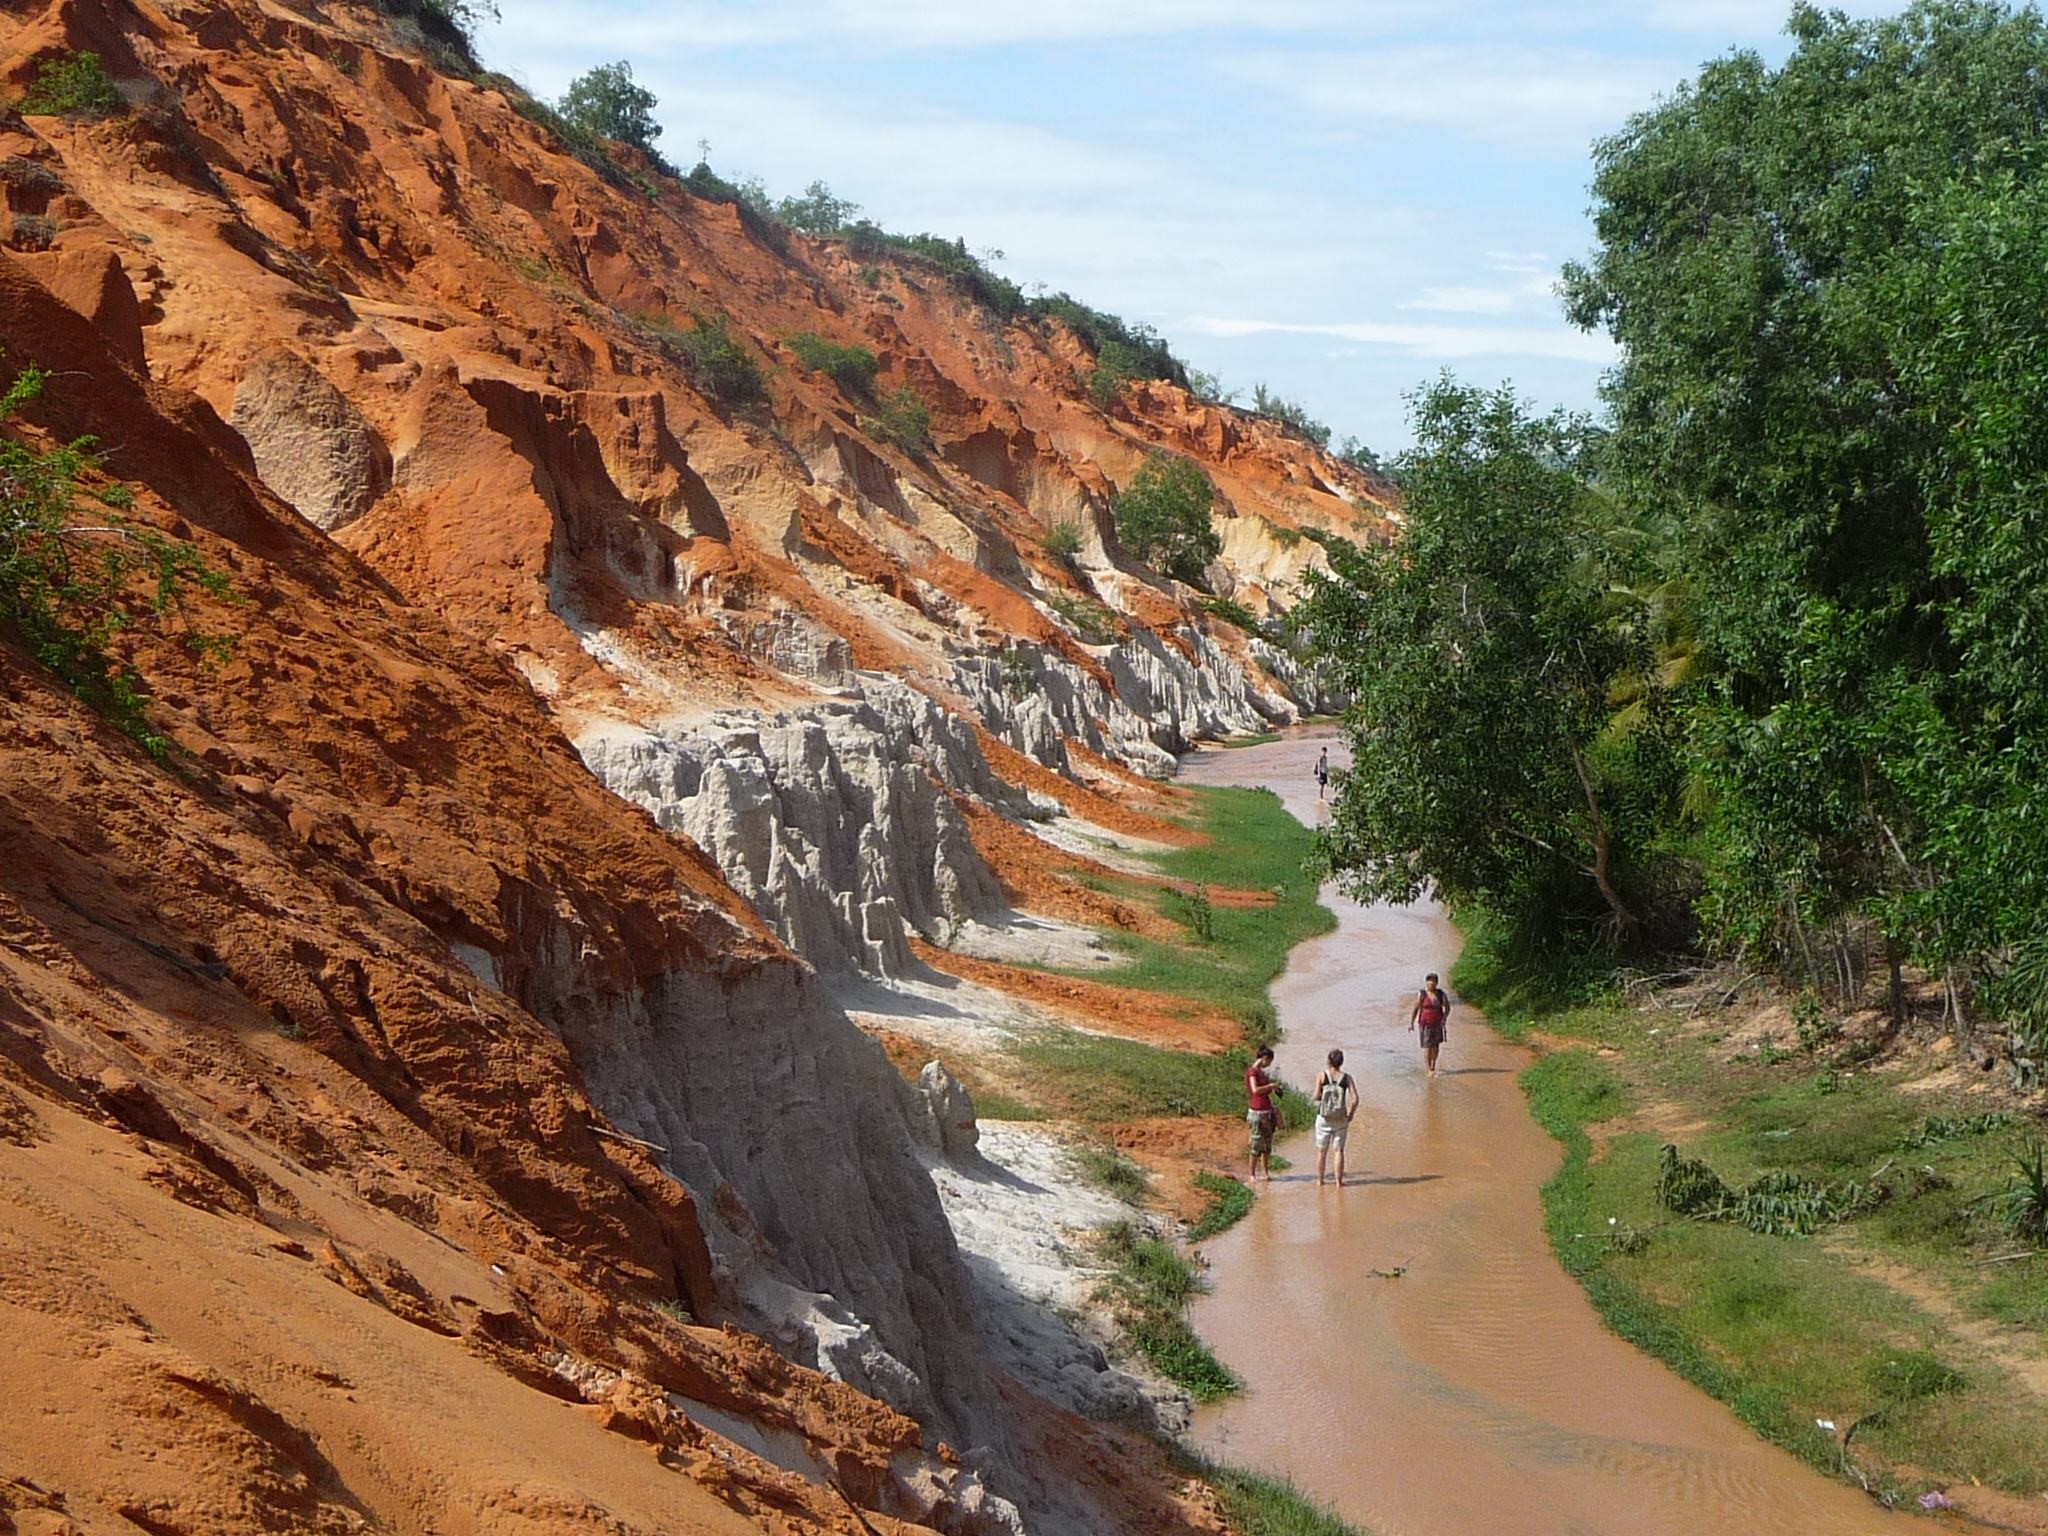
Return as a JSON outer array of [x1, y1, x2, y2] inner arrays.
[[1973, 1250, 2043, 1268], [587, 1123, 669, 1156]]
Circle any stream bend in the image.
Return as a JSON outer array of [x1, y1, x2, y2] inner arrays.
[[1183, 733, 1912, 1536]]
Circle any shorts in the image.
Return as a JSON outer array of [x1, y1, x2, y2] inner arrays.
[[1313, 1115, 1350, 1151], [1419, 1023, 1447, 1049], [1246, 1109, 1277, 1155]]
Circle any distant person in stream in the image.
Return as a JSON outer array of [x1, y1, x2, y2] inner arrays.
[[1312, 1049, 1359, 1186], [1314, 746, 1330, 802], [1410, 973, 1451, 1078], [1245, 1045, 1280, 1182]]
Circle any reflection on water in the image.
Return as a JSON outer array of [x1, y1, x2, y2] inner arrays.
[[1182, 733, 1911, 1536]]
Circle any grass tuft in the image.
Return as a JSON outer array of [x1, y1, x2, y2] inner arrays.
[[1188, 1168, 1255, 1240]]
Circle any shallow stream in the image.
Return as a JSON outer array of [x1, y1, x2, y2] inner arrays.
[[1183, 731, 1914, 1536]]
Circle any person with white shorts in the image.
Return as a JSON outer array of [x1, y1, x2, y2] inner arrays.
[[1312, 1048, 1360, 1186]]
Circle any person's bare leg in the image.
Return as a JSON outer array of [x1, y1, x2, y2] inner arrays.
[[1335, 1137, 1347, 1187], [1426, 1044, 1440, 1077], [1316, 1142, 1330, 1185]]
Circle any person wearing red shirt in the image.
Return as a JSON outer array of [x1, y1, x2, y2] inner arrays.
[[1245, 1045, 1279, 1182], [1410, 972, 1452, 1078]]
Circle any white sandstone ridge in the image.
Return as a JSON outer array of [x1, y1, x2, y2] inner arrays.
[[578, 676, 1046, 978], [576, 629, 1311, 986], [957, 627, 1297, 779]]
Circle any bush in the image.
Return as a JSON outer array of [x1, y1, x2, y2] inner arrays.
[[1202, 594, 1260, 631], [558, 61, 665, 160], [1033, 293, 1184, 388], [636, 311, 766, 405], [18, 51, 121, 119], [9, 215, 56, 252], [1086, 338, 1147, 408], [1249, 384, 1332, 449], [364, 0, 493, 71], [785, 331, 878, 392], [0, 158, 63, 196], [1112, 452, 1220, 586], [0, 366, 234, 757], [1043, 521, 1083, 563], [777, 179, 858, 236], [862, 386, 931, 452]]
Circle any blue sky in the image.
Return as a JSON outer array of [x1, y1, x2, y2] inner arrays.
[[479, 1, 1883, 454]]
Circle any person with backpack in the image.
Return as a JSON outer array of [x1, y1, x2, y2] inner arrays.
[[1410, 972, 1452, 1078], [1245, 1045, 1281, 1183], [1313, 746, 1330, 802], [1312, 1048, 1359, 1186]]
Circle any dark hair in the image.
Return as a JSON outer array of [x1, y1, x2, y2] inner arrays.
[[1254, 1045, 1274, 1062], [1326, 1048, 1344, 1067], [1425, 973, 1439, 983]]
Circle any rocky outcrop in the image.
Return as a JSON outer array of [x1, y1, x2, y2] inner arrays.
[[913, 1061, 982, 1163], [955, 629, 1289, 779], [576, 678, 1032, 978], [229, 347, 390, 530]]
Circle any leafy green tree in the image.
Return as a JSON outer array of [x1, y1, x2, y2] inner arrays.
[[559, 61, 662, 155], [1301, 381, 1670, 944], [1563, 0, 2048, 998], [777, 180, 859, 235], [1112, 453, 1220, 587]]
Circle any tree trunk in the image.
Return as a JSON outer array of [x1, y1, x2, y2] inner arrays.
[[1567, 740, 1637, 939]]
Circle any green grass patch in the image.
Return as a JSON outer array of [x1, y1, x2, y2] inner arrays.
[[1217, 730, 1283, 748], [972, 1091, 1046, 1122], [1095, 1222, 1238, 1401], [1011, 1029, 1314, 1131], [1080, 785, 1336, 1033], [1507, 997, 2048, 1499], [1073, 1140, 1152, 1203], [1188, 1169, 1255, 1240], [1192, 1457, 1364, 1536]]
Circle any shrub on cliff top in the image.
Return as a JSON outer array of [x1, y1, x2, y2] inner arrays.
[[786, 331, 879, 392], [777, 180, 859, 236], [17, 51, 121, 119], [1113, 452, 1220, 586], [0, 366, 234, 757], [558, 61, 665, 161]]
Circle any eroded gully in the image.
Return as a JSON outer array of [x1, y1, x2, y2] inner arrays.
[[1183, 731, 1913, 1536]]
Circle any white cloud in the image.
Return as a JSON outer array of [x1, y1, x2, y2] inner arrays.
[[485, 0, 1432, 56], [1401, 269, 1557, 314], [1218, 44, 1680, 153], [1188, 315, 1615, 363]]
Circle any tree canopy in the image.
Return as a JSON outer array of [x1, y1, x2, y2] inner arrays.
[[1112, 454, 1221, 587], [558, 61, 662, 155], [1309, 1, 2048, 1068]]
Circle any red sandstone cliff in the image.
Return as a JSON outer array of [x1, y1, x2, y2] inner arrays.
[[0, 0, 1384, 1528]]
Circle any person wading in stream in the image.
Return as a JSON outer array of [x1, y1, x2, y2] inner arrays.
[[1410, 972, 1451, 1078], [1245, 1045, 1280, 1183], [1313, 746, 1330, 802], [1312, 1049, 1359, 1186]]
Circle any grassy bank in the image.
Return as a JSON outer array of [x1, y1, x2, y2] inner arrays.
[[1458, 926, 2048, 1506]]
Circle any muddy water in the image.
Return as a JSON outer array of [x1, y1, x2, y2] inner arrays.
[[1183, 732, 1910, 1536]]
